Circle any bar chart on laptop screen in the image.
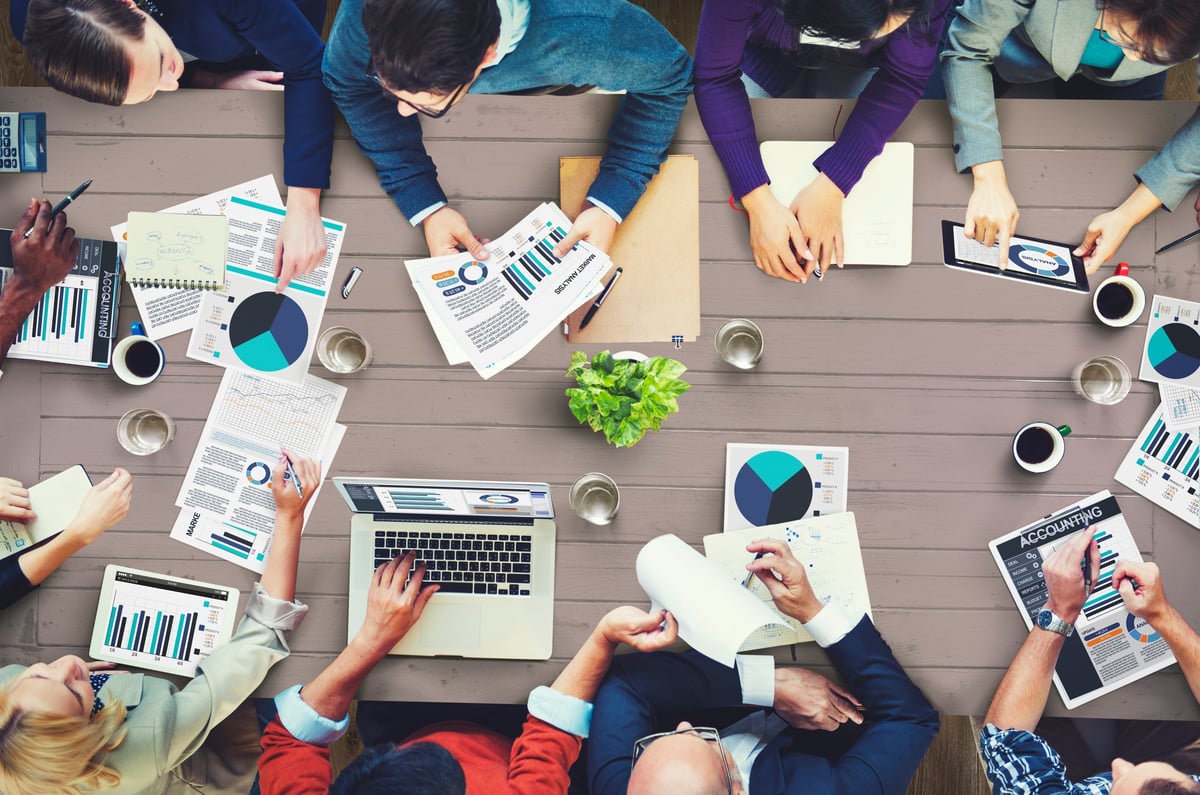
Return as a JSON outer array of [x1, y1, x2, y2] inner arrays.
[[100, 571, 233, 673]]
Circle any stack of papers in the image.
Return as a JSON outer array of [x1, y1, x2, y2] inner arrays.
[[406, 203, 612, 378]]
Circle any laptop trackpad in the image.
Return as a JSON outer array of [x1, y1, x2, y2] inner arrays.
[[419, 603, 482, 652]]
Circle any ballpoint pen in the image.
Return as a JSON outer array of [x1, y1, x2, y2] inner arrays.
[[1081, 549, 1093, 594], [1154, 228, 1200, 255], [281, 452, 304, 500], [741, 551, 767, 589], [578, 267, 623, 330], [23, 178, 92, 239]]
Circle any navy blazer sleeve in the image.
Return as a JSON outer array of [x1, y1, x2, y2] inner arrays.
[[0, 554, 35, 610], [589, 617, 939, 795]]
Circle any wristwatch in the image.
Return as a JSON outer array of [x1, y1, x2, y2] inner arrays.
[[1035, 608, 1074, 637]]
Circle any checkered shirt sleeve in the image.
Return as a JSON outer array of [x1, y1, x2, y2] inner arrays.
[[979, 723, 1113, 795]]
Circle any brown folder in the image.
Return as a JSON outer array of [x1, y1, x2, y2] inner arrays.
[[560, 154, 700, 344]]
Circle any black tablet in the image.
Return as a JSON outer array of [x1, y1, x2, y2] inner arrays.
[[941, 220, 1089, 294]]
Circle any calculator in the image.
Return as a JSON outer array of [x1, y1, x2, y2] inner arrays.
[[0, 112, 47, 172]]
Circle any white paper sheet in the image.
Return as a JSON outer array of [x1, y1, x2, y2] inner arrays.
[[405, 203, 609, 379], [1115, 403, 1200, 527], [1139, 295, 1200, 389], [1159, 382, 1200, 431], [704, 513, 871, 648], [111, 176, 283, 340], [635, 533, 785, 666], [186, 196, 346, 384]]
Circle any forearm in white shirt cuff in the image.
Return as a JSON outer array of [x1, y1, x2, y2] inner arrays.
[[410, 201, 448, 227], [801, 603, 861, 648], [584, 196, 623, 224], [735, 654, 775, 707], [273, 684, 349, 746], [528, 685, 593, 738]]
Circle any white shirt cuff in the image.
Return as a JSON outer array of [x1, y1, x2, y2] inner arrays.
[[801, 603, 861, 648], [584, 196, 623, 224], [735, 654, 775, 707], [273, 684, 349, 746], [410, 201, 448, 227], [527, 685, 593, 738]]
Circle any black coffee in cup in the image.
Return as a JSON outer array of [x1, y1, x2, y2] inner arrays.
[[1096, 281, 1135, 321], [124, 339, 163, 379], [1015, 426, 1055, 464]]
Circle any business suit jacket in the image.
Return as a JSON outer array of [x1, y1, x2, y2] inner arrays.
[[941, 0, 1200, 210], [588, 616, 939, 795]]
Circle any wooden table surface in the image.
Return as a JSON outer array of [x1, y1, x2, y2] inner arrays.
[[2, 87, 1199, 720]]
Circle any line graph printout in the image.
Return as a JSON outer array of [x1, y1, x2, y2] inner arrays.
[[172, 369, 346, 572], [1160, 382, 1200, 431]]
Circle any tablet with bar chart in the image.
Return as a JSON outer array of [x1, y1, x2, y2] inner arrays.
[[90, 565, 239, 677]]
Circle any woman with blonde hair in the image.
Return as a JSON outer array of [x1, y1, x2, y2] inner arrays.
[[0, 453, 319, 795]]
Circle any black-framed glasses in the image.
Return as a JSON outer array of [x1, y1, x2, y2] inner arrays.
[[366, 59, 467, 119], [1096, 7, 1139, 51], [632, 726, 734, 795]]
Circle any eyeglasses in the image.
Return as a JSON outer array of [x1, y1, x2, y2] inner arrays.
[[1096, 8, 1139, 51], [1096, 7, 1173, 62], [632, 726, 734, 795], [366, 59, 467, 119]]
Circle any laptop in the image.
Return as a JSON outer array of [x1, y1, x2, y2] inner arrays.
[[335, 477, 556, 660]]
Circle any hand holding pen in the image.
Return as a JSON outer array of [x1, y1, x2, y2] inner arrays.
[[744, 538, 824, 623], [271, 451, 319, 517], [23, 179, 91, 239], [1113, 561, 1168, 625]]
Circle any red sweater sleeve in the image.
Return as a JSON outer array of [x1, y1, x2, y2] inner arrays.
[[259, 717, 335, 795], [507, 715, 583, 795]]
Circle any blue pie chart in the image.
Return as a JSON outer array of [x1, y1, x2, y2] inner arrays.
[[1147, 323, 1200, 380], [733, 451, 814, 526], [229, 293, 308, 372]]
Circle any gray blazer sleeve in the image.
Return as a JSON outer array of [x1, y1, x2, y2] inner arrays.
[[940, 0, 1036, 172], [1134, 76, 1200, 210]]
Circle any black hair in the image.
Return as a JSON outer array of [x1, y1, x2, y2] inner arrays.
[[1141, 779, 1200, 795], [22, 0, 146, 106], [779, 0, 938, 44], [330, 742, 467, 795], [361, 0, 501, 94], [1099, 0, 1200, 65]]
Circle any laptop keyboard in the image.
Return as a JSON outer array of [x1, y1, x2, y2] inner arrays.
[[373, 530, 533, 597]]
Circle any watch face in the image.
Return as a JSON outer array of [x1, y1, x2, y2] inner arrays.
[[1036, 610, 1051, 628]]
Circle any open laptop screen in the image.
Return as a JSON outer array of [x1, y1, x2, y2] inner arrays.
[[339, 480, 554, 519]]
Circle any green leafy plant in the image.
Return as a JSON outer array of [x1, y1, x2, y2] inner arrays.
[[565, 350, 691, 448]]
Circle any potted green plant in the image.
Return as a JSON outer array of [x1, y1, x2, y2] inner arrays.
[[564, 350, 691, 448]]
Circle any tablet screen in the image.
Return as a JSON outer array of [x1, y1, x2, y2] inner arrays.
[[942, 220, 1089, 293], [92, 567, 238, 677]]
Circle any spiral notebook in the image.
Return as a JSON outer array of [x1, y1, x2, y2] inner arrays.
[[124, 212, 228, 289]]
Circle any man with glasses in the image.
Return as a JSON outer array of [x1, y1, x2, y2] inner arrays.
[[588, 538, 940, 795], [979, 530, 1200, 794], [322, 0, 692, 262], [257, 551, 680, 794]]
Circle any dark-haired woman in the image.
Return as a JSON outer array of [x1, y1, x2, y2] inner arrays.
[[695, 0, 951, 282], [11, 0, 334, 288], [942, 0, 1200, 272]]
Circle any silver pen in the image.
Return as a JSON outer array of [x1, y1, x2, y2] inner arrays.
[[341, 266, 363, 299]]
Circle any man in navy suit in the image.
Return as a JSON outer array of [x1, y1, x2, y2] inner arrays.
[[588, 537, 939, 795]]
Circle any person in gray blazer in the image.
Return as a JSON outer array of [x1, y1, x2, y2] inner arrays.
[[941, 0, 1200, 272]]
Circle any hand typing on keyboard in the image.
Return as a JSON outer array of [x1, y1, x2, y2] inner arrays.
[[374, 529, 535, 598], [356, 551, 439, 657]]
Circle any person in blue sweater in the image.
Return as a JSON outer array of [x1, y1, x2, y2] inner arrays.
[[0, 468, 132, 611], [12, 0, 335, 289], [322, 0, 693, 260]]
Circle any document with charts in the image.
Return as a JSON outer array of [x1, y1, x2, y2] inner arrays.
[[186, 196, 346, 384], [704, 513, 871, 649], [111, 175, 283, 340], [1115, 404, 1200, 527], [405, 203, 610, 378], [989, 491, 1176, 709], [1159, 382, 1200, 431], [170, 369, 346, 573]]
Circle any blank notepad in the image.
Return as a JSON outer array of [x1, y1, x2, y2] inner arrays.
[[124, 212, 228, 289]]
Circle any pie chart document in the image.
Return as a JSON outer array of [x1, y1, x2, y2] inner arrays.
[[187, 196, 347, 384], [723, 443, 849, 532], [1140, 295, 1200, 389]]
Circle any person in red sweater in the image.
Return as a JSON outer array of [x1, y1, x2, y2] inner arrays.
[[258, 550, 679, 794]]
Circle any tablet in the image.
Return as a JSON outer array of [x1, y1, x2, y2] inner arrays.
[[941, 220, 1089, 294], [90, 565, 239, 678]]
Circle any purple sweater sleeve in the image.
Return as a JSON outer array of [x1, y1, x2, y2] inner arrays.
[[694, 0, 951, 199]]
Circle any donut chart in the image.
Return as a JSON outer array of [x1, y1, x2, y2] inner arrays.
[[1008, 242, 1071, 277], [478, 493, 518, 505], [228, 293, 309, 372], [459, 261, 488, 285], [1147, 323, 1200, 380], [733, 451, 814, 526], [1126, 613, 1161, 644], [245, 461, 271, 485]]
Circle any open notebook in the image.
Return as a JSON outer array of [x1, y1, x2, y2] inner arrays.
[[0, 465, 92, 558], [124, 212, 228, 289]]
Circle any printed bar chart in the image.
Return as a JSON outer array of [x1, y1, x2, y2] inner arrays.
[[1116, 404, 1200, 527]]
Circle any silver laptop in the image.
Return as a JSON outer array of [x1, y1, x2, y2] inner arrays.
[[335, 477, 555, 660]]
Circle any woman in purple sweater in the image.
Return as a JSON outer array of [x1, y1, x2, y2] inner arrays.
[[696, 0, 951, 282]]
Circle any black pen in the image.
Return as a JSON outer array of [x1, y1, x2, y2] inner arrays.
[[24, 178, 92, 239], [1155, 228, 1200, 255], [1081, 550, 1092, 594], [578, 267, 623, 330]]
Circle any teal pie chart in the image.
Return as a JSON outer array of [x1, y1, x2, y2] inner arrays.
[[1147, 323, 1200, 380], [733, 451, 814, 526], [229, 293, 308, 372]]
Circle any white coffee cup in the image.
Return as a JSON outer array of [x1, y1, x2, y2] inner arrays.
[[1092, 262, 1146, 328], [112, 330, 165, 386], [1013, 422, 1071, 473]]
